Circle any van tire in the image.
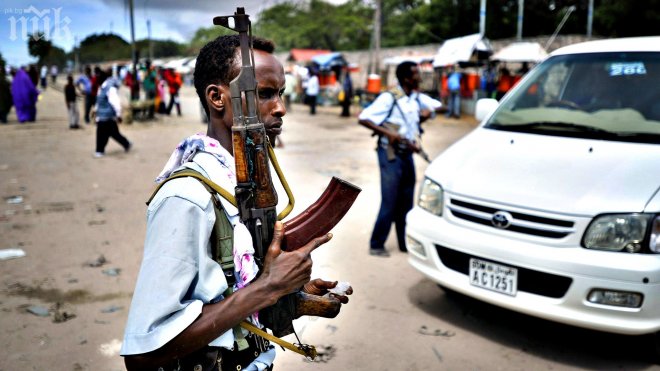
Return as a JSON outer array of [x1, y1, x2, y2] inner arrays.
[[653, 331, 660, 364]]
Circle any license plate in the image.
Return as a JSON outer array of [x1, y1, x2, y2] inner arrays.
[[469, 258, 518, 296]]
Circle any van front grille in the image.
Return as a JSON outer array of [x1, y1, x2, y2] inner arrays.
[[448, 198, 575, 239]]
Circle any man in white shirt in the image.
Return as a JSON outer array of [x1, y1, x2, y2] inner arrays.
[[358, 61, 443, 257], [121, 34, 351, 370], [305, 69, 319, 115]]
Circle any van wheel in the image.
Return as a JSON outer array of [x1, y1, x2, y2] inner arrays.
[[653, 332, 660, 364]]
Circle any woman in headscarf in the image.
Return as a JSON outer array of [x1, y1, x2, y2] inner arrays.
[[11, 68, 39, 123]]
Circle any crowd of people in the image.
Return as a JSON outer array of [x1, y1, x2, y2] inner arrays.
[[0, 59, 187, 159]]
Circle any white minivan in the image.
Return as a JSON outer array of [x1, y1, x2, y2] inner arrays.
[[406, 37, 660, 356]]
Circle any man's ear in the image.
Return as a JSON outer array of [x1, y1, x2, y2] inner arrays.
[[205, 84, 228, 116]]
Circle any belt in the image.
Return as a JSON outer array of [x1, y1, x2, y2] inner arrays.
[[218, 332, 272, 371], [156, 333, 272, 371]]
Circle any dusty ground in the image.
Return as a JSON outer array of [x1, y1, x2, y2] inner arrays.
[[0, 83, 658, 371]]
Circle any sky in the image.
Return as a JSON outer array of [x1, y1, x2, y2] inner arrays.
[[0, 0, 348, 67]]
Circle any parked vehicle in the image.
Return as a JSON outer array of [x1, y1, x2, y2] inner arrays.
[[406, 36, 660, 359]]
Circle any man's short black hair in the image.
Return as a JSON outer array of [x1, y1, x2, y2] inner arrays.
[[395, 61, 417, 86], [194, 34, 275, 118]]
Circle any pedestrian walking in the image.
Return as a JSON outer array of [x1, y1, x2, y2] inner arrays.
[[94, 69, 131, 157], [11, 68, 39, 123], [50, 65, 58, 84], [65, 75, 80, 129], [39, 65, 48, 89], [143, 64, 157, 119], [305, 68, 319, 115], [76, 66, 93, 124], [446, 64, 462, 118], [0, 64, 12, 124], [284, 68, 296, 111], [340, 69, 353, 117], [164, 68, 182, 116]]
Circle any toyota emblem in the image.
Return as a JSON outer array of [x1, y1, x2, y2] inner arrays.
[[492, 211, 513, 229]]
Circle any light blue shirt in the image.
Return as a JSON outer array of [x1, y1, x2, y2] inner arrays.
[[359, 87, 442, 143], [120, 151, 275, 370], [75, 75, 91, 94]]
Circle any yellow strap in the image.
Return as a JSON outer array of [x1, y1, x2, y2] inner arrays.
[[147, 170, 237, 207], [150, 144, 294, 221], [267, 141, 295, 220], [239, 321, 317, 360]]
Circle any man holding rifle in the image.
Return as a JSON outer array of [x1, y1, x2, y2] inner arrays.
[[358, 61, 443, 257], [120, 30, 352, 370]]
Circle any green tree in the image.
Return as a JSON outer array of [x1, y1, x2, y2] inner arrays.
[[254, 0, 372, 51], [187, 0, 660, 52], [42, 46, 68, 68], [594, 0, 660, 37], [187, 26, 234, 54], [136, 39, 186, 59], [78, 33, 131, 64], [27, 32, 52, 64]]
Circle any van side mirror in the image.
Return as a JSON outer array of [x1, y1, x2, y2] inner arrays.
[[475, 98, 499, 122]]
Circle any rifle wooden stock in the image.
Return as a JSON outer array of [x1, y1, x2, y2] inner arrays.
[[294, 292, 341, 318], [282, 177, 361, 251]]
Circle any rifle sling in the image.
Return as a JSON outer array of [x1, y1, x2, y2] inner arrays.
[[146, 168, 316, 359]]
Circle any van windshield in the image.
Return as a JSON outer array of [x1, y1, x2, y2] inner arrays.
[[485, 52, 660, 144]]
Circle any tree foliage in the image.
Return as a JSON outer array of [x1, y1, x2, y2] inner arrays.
[[242, 0, 660, 52], [75, 33, 185, 64], [28, 33, 52, 64], [78, 33, 131, 64], [187, 26, 234, 55], [42, 46, 67, 68], [135, 39, 186, 59], [254, 0, 372, 51]]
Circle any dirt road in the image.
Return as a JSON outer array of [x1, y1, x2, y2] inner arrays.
[[0, 84, 656, 371]]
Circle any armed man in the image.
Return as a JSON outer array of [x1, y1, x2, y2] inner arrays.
[[120, 8, 355, 371]]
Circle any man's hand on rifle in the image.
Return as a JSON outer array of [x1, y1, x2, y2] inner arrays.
[[303, 279, 353, 304], [404, 139, 422, 153], [259, 222, 332, 301], [385, 129, 403, 146]]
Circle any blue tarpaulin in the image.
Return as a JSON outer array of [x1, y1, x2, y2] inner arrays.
[[311, 52, 346, 70]]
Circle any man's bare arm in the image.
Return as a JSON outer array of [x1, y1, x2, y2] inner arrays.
[[124, 223, 331, 369]]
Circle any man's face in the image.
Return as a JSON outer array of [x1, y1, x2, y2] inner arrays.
[[220, 50, 287, 144], [409, 66, 421, 90], [254, 50, 287, 142]]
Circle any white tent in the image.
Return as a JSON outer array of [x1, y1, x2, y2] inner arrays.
[[383, 55, 435, 66], [163, 57, 196, 74], [491, 42, 548, 63], [432, 33, 492, 68]]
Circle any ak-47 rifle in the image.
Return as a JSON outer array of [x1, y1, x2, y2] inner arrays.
[[213, 8, 361, 338]]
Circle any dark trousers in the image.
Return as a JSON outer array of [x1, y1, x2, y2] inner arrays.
[[370, 145, 416, 251], [446, 90, 460, 118], [83, 94, 93, 123], [166, 91, 181, 116], [308, 95, 317, 115], [340, 99, 351, 117], [146, 90, 156, 118], [96, 119, 130, 153]]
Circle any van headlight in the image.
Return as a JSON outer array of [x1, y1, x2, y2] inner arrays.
[[583, 214, 656, 253], [418, 178, 444, 216]]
